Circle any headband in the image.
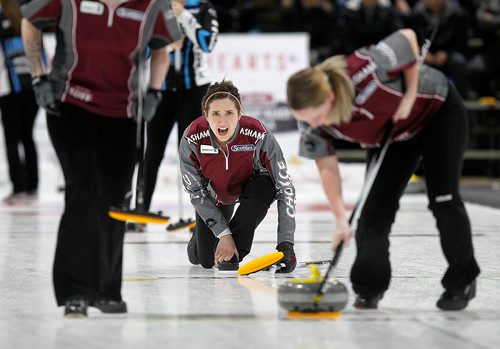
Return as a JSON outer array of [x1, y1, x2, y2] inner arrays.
[[203, 91, 244, 113]]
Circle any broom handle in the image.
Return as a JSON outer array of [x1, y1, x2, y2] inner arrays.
[[174, 47, 184, 218], [312, 242, 343, 306], [349, 123, 395, 231], [419, 23, 438, 66], [135, 51, 146, 211]]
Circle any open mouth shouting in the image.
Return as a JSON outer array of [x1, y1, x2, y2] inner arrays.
[[218, 127, 229, 137]]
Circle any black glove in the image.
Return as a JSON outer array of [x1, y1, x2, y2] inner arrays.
[[276, 242, 296, 273], [32, 75, 60, 116], [134, 88, 162, 122]]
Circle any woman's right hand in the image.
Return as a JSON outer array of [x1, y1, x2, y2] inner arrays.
[[214, 234, 239, 264]]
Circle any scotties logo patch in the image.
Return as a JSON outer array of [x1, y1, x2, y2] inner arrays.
[[231, 144, 255, 152]]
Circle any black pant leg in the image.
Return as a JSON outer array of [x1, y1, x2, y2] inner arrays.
[[229, 175, 276, 260], [0, 94, 25, 193], [419, 84, 480, 291], [19, 91, 39, 192], [143, 94, 176, 210], [95, 116, 136, 300], [48, 104, 136, 305], [195, 205, 235, 268], [350, 142, 421, 297], [48, 106, 102, 305], [144, 85, 208, 210], [176, 84, 209, 145]]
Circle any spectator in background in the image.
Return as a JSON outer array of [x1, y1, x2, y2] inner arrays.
[[281, 0, 349, 64], [466, 0, 500, 99], [239, 0, 284, 32], [210, 0, 241, 32], [392, 0, 418, 26], [410, 0, 469, 97], [342, 0, 403, 54], [0, 0, 39, 205]]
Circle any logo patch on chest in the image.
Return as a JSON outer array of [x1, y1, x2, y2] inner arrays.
[[80, 1, 104, 15], [231, 144, 255, 152], [201, 144, 219, 154]]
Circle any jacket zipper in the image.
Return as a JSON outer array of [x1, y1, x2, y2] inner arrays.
[[107, 8, 114, 27], [104, 0, 129, 27], [223, 145, 229, 171]]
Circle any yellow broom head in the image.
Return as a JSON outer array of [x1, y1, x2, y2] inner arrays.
[[238, 251, 284, 276], [108, 208, 169, 224]]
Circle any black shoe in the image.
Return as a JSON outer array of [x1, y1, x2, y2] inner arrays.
[[437, 280, 476, 311], [353, 293, 384, 309], [216, 259, 239, 271], [187, 235, 199, 265], [91, 299, 128, 313], [64, 297, 88, 318]]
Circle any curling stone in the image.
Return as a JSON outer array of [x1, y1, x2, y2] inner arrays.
[[278, 264, 348, 312]]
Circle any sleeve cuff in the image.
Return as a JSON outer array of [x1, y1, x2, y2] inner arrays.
[[216, 228, 232, 239]]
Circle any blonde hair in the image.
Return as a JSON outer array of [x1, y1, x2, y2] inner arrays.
[[287, 56, 354, 125]]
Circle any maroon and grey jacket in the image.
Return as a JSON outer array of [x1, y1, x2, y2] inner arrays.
[[179, 115, 296, 243], [21, 0, 181, 117], [299, 31, 450, 159]]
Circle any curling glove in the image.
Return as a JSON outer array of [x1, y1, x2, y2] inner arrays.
[[32, 75, 60, 116], [134, 88, 162, 122], [276, 242, 297, 273]]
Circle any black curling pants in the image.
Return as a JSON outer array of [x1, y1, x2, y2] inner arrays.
[[143, 84, 208, 211], [350, 83, 480, 297], [192, 175, 276, 269], [0, 91, 39, 193], [47, 104, 136, 305]]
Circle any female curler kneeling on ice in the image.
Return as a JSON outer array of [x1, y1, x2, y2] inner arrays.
[[179, 80, 297, 272], [286, 29, 480, 311]]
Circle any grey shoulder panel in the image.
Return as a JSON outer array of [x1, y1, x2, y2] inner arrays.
[[49, 1, 75, 100]]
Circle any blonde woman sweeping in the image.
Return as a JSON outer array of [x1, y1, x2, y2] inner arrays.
[[287, 29, 479, 311]]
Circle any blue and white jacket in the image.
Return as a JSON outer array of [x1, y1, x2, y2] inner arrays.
[[165, 0, 218, 91], [0, 5, 32, 97]]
